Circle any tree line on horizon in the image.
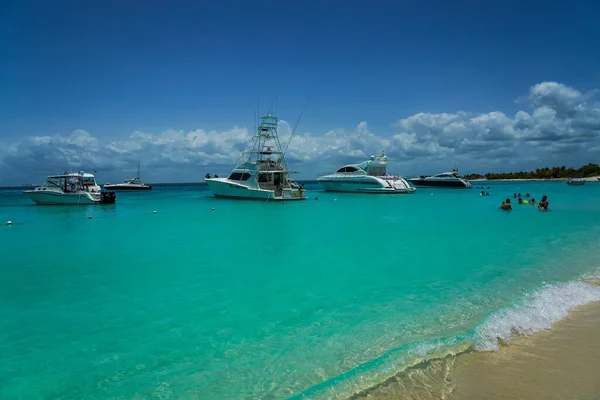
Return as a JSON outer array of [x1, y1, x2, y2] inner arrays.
[[463, 163, 600, 180]]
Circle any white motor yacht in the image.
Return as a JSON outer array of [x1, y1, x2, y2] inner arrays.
[[104, 163, 152, 191], [205, 114, 306, 201], [408, 168, 472, 188], [566, 178, 585, 186], [317, 152, 415, 193], [24, 172, 117, 205]]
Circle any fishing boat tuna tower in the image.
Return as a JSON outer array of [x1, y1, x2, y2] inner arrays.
[[205, 114, 306, 201]]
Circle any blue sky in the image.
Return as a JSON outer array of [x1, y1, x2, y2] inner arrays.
[[1, 0, 600, 184]]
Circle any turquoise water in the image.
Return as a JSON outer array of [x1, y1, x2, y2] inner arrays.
[[2, 181, 600, 399]]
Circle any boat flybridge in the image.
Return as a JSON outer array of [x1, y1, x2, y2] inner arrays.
[[205, 114, 306, 201], [24, 172, 116, 205], [317, 152, 416, 193], [408, 168, 472, 188], [104, 163, 152, 191]]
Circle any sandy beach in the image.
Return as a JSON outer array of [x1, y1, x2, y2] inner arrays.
[[355, 301, 600, 400]]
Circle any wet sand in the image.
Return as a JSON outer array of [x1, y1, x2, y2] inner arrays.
[[354, 301, 600, 400]]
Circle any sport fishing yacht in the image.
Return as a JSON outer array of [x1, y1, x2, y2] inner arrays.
[[104, 163, 152, 191], [24, 172, 116, 205], [408, 168, 472, 188], [205, 114, 306, 201], [317, 152, 415, 193]]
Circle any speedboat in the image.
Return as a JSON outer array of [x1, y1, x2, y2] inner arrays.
[[24, 172, 116, 205], [317, 152, 415, 193], [104, 163, 152, 191], [566, 178, 585, 186], [408, 168, 472, 188], [205, 114, 306, 201]]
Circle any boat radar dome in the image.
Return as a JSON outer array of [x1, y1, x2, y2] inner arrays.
[[370, 155, 375, 160]]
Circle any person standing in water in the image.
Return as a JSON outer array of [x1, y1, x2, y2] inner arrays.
[[499, 198, 512, 210], [538, 195, 549, 211]]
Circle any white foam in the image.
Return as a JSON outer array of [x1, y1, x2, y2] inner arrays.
[[473, 280, 600, 351]]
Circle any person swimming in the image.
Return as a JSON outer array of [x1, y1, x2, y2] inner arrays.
[[531, 198, 536, 205], [499, 198, 512, 210], [518, 197, 523, 204], [538, 195, 549, 211]]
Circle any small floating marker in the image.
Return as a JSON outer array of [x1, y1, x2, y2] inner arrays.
[[6, 221, 12, 225], [211, 207, 215, 211], [153, 211, 157, 214]]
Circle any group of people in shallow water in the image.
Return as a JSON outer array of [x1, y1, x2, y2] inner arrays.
[[499, 193, 549, 211]]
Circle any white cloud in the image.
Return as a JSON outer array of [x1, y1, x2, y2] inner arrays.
[[1, 81, 599, 185]]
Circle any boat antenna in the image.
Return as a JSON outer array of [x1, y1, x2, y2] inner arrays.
[[283, 100, 309, 154], [255, 93, 259, 133], [137, 162, 140, 179], [265, 94, 278, 117]]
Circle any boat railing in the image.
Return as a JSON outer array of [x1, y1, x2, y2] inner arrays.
[[316, 171, 368, 177], [317, 171, 405, 179], [256, 160, 284, 171], [380, 173, 404, 180]]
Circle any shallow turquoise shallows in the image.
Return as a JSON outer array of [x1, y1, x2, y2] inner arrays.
[[2, 181, 600, 399]]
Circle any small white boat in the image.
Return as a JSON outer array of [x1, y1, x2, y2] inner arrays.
[[317, 152, 415, 194], [24, 172, 116, 205], [408, 168, 472, 188], [205, 114, 306, 201], [104, 163, 152, 191], [566, 178, 585, 186]]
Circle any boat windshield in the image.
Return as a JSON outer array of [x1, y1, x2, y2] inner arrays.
[[42, 176, 83, 192], [335, 166, 364, 174], [228, 172, 252, 181], [82, 176, 97, 186], [434, 173, 456, 178]]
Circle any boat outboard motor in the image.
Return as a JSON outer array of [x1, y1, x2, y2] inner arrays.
[[100, 191, 117, 204]]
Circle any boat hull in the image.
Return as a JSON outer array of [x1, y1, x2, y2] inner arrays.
[[24, 190, 101, 205], [318, 176, 415, 194], [103, 184, 152, 191], [408, 179, 471, 188], [206, 179, 305, 201]]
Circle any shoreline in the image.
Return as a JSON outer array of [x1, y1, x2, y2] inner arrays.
[[353, 298, 600, 400], [470, 175, 600, 182]]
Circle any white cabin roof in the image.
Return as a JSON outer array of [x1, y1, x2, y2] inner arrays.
[[48, 172, 96, 179]]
